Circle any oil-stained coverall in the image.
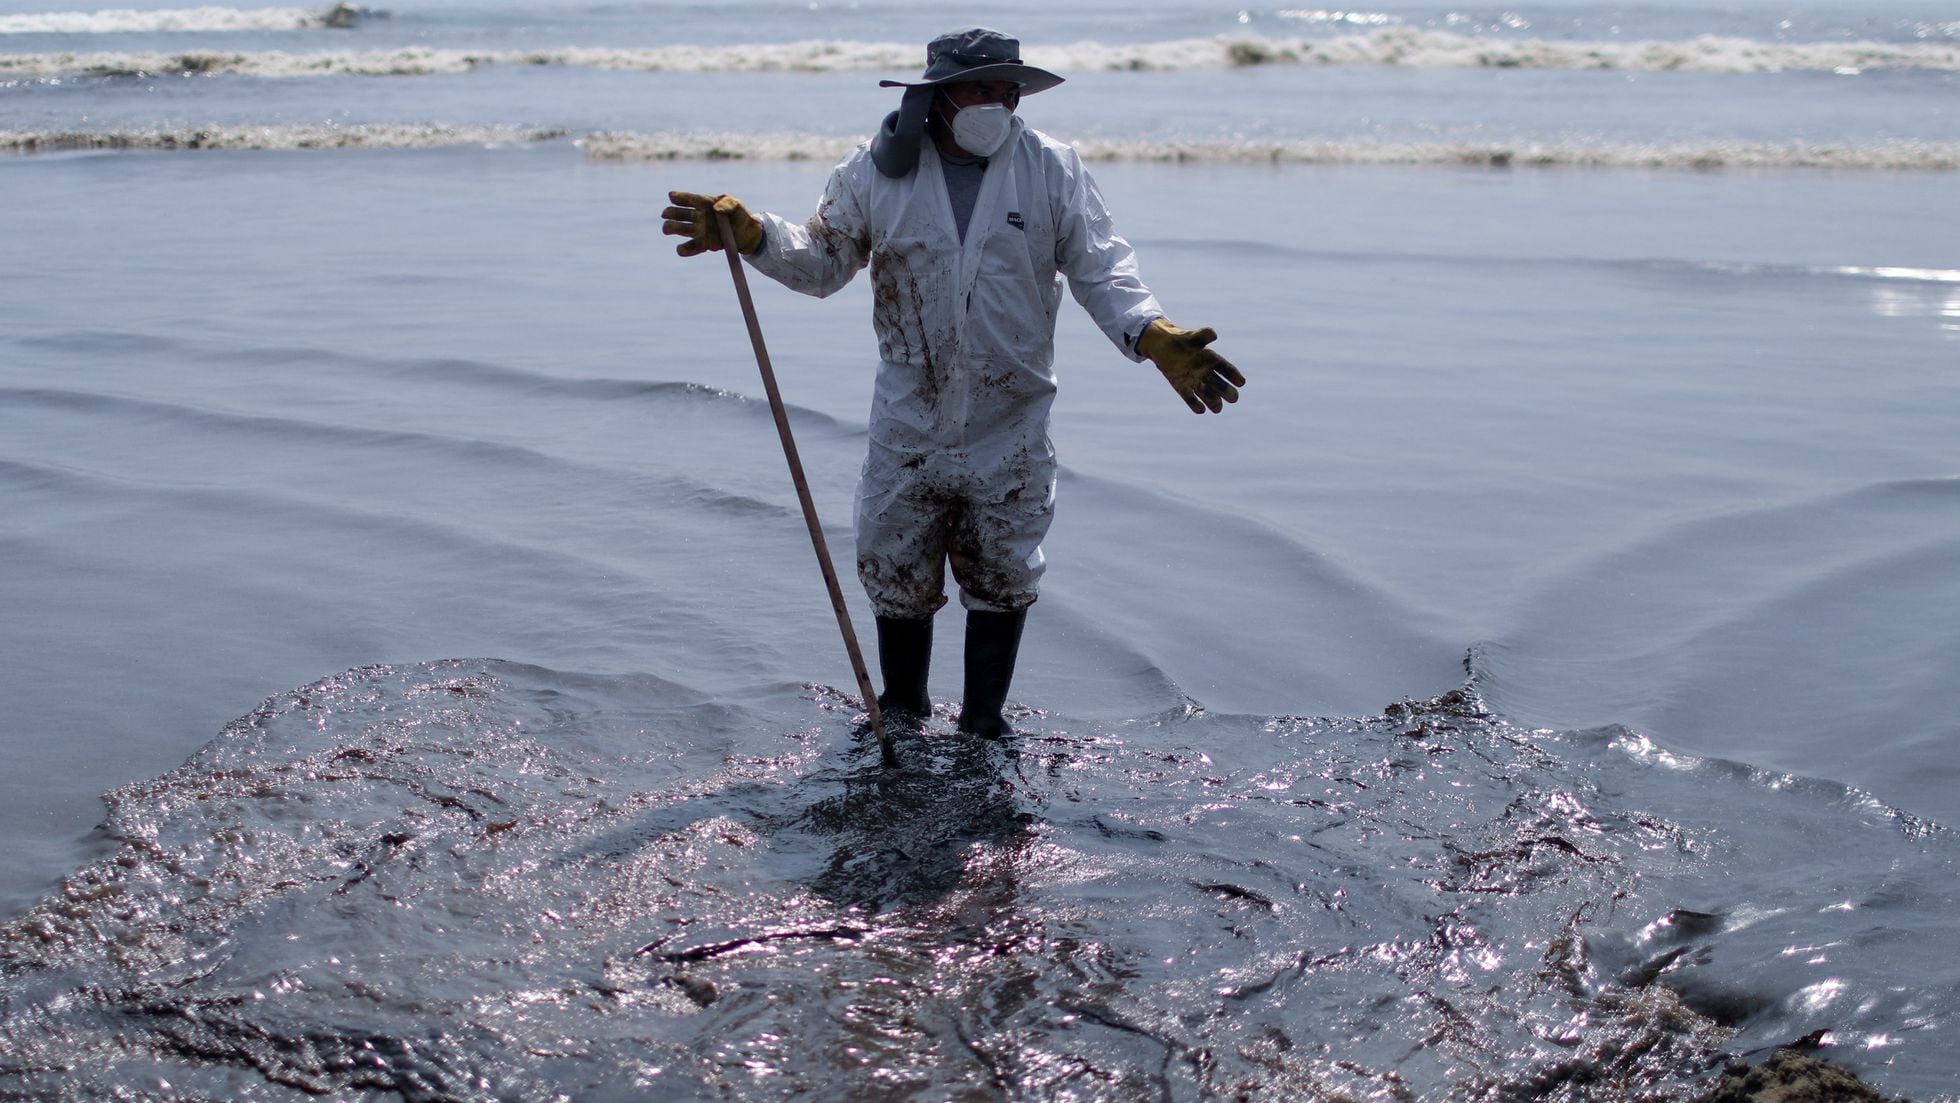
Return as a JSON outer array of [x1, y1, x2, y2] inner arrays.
[[745, 117, 1162, 619]]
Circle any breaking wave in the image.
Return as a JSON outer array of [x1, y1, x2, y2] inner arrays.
[[0, 123, 567, 152], [578, 131, 1960, 171], [2, 29, 1957, 79], [0, 2, 365, 34], [8, 125, 1956, 171]]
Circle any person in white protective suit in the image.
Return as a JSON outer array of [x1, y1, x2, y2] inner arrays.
[[663, 27, 1245, 739]]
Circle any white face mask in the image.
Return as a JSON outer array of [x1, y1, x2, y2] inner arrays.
[[949, 102, 1014, 157]]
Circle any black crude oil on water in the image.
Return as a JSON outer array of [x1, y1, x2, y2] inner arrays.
[[2, 659, 1949, 1100]]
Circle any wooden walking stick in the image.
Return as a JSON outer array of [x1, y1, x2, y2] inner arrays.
[[714, 211, 896, 768]]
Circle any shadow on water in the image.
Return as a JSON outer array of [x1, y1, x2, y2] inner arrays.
[[783, 728, 1034, 913]]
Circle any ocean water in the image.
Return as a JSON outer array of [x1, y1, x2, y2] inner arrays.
[[3, 1, 1958, 1099]]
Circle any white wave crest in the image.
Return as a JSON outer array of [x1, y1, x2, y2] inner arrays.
[[1071, 137, 1960, 171], [0, 40, 918, 78], [1022, 29, 1960, 73], [580, 132, 1960, 172], [1275, 9, 1401, 28], [0, 3, 362, 34], [6, 127, 1955, 171], [578, 130, 860, 163], [0, 123, 565, 153], [2, 30, 1956, 79]]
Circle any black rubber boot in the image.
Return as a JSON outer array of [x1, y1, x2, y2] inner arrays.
[[957, 608, 1027, 739], [874, 615, 933, 720]]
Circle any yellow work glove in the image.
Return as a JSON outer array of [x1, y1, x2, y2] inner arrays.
[[662, 190, 764, 258], [1136, 318, 1246, 415]]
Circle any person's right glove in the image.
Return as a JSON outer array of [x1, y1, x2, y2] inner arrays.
[[662, 191, 764, 257], [1136, 319, 1246, 414]]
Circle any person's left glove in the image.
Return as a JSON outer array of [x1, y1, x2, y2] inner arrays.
[[1137, 318, 1246, 414], [662, 191, 764, 257]]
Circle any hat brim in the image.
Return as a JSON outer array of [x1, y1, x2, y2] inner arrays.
[[879, 62, 1064, 96]]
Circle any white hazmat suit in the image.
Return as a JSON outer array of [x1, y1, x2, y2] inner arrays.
[[745, 116, 1165, 618]]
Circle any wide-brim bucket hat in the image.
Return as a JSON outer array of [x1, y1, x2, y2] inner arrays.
[[878, 27, 1064, 96]]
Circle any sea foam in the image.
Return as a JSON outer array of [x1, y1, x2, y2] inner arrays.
[[7, 126, 1956, 171], [578, 131, 1960, 172], [0, 2, 362, 33], [0, 123, 566, 153], [3, 30, 1956, 79]]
